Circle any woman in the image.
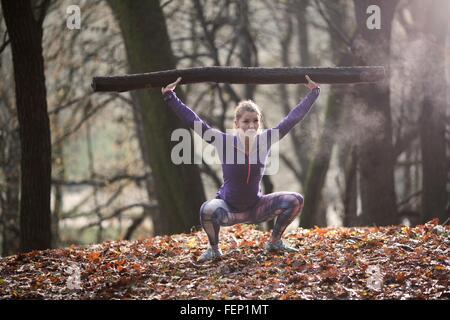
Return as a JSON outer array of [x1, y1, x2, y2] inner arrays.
[[162, 75, 320, 262]]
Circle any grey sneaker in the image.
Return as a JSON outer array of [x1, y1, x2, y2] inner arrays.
[[264, 239, 298, 253], [197, 247, 222, 263]]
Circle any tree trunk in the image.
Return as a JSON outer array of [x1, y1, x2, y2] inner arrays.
[[295, 0, 310, 68], [1, 0, 52, 252], [342, 145, 358, 226], [108, 0, 206, 235], [0, 130, 20, 256], [92, 66, 386, 92], [419, 0, 449, 224], [51, 111, 63, 248], [301, 86, 346, 228], [237, 0, 257, 99], [403, 148, 413, 206], [353, 0, 399, 226], [85, 113, 102, 242], [0, 35, 20, 256], [279, 1, 309, 183], [291, 0, 315, 184], [129, 91, 161, 236], [300, 1, 354, 228]]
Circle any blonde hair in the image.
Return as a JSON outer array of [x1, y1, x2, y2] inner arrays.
[[234, 100, 262, 121]]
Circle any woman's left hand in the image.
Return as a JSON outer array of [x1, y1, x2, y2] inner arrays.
[[161, 77, 182, 95], [304, 75, 319, 90]]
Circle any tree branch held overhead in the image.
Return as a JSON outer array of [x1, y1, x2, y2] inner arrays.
[[92, 66, 385, 92]]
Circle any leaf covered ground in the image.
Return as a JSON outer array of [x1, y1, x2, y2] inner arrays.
[[0, 219, 449, 300]]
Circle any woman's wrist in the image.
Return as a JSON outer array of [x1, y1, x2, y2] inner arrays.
[[162, 90, 175, 102]]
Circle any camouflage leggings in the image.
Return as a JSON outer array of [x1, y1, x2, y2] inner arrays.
[[199, 192, 304, 247]]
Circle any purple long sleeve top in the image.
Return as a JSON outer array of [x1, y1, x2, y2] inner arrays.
[[163, 87, 320, 212]]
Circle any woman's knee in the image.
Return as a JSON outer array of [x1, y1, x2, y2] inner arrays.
[[200, 199, 226, 220], [283, 192, 304, 209], [292, 192, 304, 207]]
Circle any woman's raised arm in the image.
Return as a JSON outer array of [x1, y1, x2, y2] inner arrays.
[[273, 75, 320, 139], [161, 77, 222, 144]]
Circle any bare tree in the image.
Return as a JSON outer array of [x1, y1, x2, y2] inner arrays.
[[108, 0, 207, 235], [1, 0, 52, 252], [353, 0, 399, 226], [416, 0, 449, 223]]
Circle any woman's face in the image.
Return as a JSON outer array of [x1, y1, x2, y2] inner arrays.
[[235, 111, 260, 133]]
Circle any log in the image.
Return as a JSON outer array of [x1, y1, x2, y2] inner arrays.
[[92, 66, 385, 92]]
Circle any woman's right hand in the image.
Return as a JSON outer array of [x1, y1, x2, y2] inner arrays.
[[304, 75, 319, 90], [161, 77, 182, 95]]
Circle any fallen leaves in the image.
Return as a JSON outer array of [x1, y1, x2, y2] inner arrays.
[[0, 220, 449, 300], [87, 252, 101, 263]]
